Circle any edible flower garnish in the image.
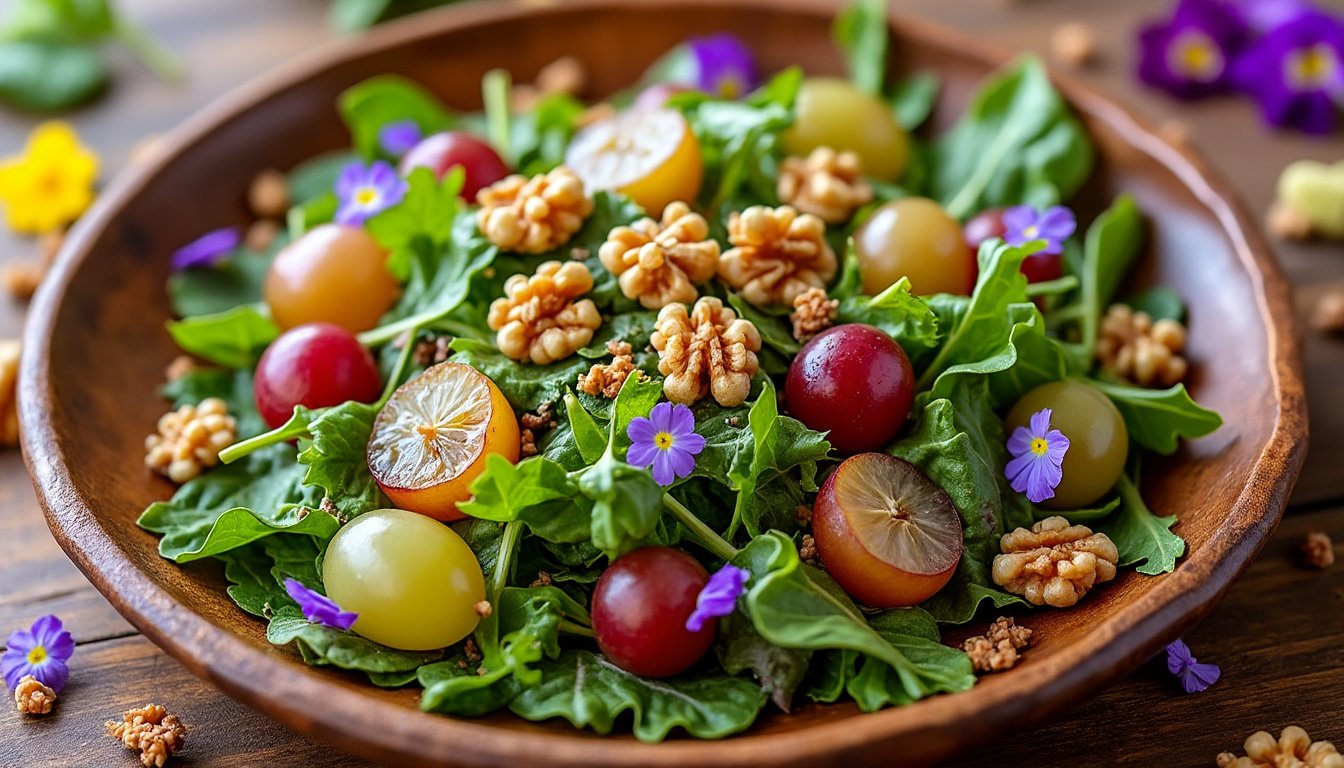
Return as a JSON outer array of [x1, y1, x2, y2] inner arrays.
[[1003, 205, 1077, 255], [378, 120, 423, 157], [1137, 0, 1248, 99], [685, 564, 750, 632], [334, 160, 408, 226], [171, 227, 241, 272], [626, 402, 706, 486], [1233, 11, 1344, 134], [0, 122, 99, 235], [688, 33, 758, 99], [1005, 408, 1070, 504], [283, 578, 359, 631], [2, 615, 74, 693], [1166, 638, 1221, 693], [1240, 0, 1315, 31]]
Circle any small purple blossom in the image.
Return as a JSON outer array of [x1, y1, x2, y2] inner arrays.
[[378, 120, 423, 157], [626, 402, 706, 486], [685, 564, 750, 632], [1166, 638, 1221, 693], [1232, 11, 1344, 134], [687, 33, 758, 100], [2, 615, 74, 693], [1002, 205, 1077, 256], [1137, 0, 1249, 99], [1239, 0, 1316, 31], [283, 578, 358, 631], [334, 160, 408, 226], [171, 226, 240, 272], [1005, 408, 1070, 504]]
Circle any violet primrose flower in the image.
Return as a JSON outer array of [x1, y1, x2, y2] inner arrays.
[[687, 33, 758, 100], [1137, 0, 1249, 99], [626, 402, 706, 486], [1005, 408, 1070, 504], [379, 120, 423, 157], [1166, 638, 1221, 693], [284, 578, 358, 631], [1239, 0, 1316, 31], [685, 564, 750, 632], [334, 160, 408, 226], [1002, 205, 1077, 255], [2, 615, 74, 693], [1232, 11, 1344, 134], [171, 226, 240, 272]]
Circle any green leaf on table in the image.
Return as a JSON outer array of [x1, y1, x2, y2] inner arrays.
[[165, 303, 278, 369], [1095, 467, 1185, 575], [339, 75, 455, 158], [297, 401, 386, 521], [889, 72, 940, 132], [0, 39, 106, 111], [832, 0, 887, 95], [1092, 380, 1222, 454]]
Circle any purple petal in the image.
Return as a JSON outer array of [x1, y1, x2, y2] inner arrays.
[[1045, 429, 1071, 461], [367, 161, 400, 192], [651, 450, 676, 486], [171, 227, 241, 271], [677, 430, 706, 456], [688, 33, 757, 99], [1026, 458, 1063, 503], [2, 647, 30, 691], [379, 120, 423, 156], [36, 658, 69, 694], [648, 401, 675, 433], [1001, 205, 1037, 234], [334, 201, 369, 227], [1004, 451, 1037, 493], [1035, 206, 1077, 240], [667, 403, 698, 437], [1006, 426, 1034, 457], [685, 564, 749, 632], [626, 416, 658, 445], [1166, 639, 1194, 672], [1028, 408, 1053, 438], [626, 438, 659, 469], [1136, 0, 1248, 99], [334, 161, 368, 198], [1182, 661, 1222, 692], [666, 446, 698, 480], [284, 578, 358, 631]]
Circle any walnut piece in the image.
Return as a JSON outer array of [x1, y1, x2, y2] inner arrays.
[[1301, 530, 1335, 569], [799, 533, 818, 564], [598, 201, 720, 309], [477, 167, 594, 253], [961, 617, 1033, 674], [163, 355, 196, 382], [718, 205, 838, 307], [245, 219, 280, 252], [578, 339, 640, 398], [14, 675, 56, 715], [488, 261, 601, 364], [0, 339, 20, 447], [144, 397, 238, 483], [1096, 303, 1189, 388], [651, 296, 761, 407], [777, 147, 874, 224], [1312, 291, 1344, 336], [2, 260, 45, 301], [247, 169, 290, 219], [1216, 726, 1344, 768], [791, 287, 838, 341], [106, 704, 187, 768], [992, 516, 1119, 608], [1051, 21, 1097, 68], [1267, 201, 1314, 241], [411, 335, 453, 367]]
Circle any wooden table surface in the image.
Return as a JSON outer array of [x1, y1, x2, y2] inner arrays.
[[1, 0, 1341, 766]]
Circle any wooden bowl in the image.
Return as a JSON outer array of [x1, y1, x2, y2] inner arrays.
[[18, 1, 1307, 765]]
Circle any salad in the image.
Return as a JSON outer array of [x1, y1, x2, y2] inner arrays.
[[138, 0, 1223, 742]]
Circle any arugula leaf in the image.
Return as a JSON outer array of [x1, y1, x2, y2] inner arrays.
[[367, 166, 463, 279], [1096, 466, 1185, 575], [339, 75, 455, 158], [726, 380, 831, 537], [579, 450, 664, 560], [1092, 379, 1222, 454], [167, 247, 277, 319], [218, 543, 282, 618], [1078, 194, 1144, 354], [296, 401, 387, 521], [460, 454, 576, 522], [836, 276, 940, 357], [889, 72, 940, 132], [165, 303, 278, 369], [832, 0, 887, 95], [717, 608, 811, 712]]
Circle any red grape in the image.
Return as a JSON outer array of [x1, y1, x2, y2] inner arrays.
[[254, 322, 382, 429], [964, 207, 1064, 288], [591, 546, 714, 678], [399, 131, 509, 200]]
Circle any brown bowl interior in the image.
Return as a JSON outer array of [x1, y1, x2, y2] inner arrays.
[[19, 1, 1306, 767]]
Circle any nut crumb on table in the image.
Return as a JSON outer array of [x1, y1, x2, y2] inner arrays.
[[1300, 531, 1335, 569], [1267, 201, 1314, 241], [1312, 291, 1344, 336], [14, 675, 56, 715], [106, 704, 187, 768], [1051, 21, 1097, 67]]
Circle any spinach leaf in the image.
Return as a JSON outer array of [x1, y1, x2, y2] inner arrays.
[[461, 454, 576, 522], [726, 380, 831, 537], [832, 0, 887, 96], [167, 247, 278, 318], [296, 401, 387, 521], [1095, 464, 1185, 575], [165, 303, 278, 369], [889, 72, 940, 132], [1092, 380, 1222, 454], [268, 605, 442, 673], [0, 39, 106, 111], [450, 338, 592, 412], [1078, 194, 1144, 354], [562, 390, 606, 464], [717, 608, 812, 712], [339, 75, 455, 158], [836, 276, 940, 357]]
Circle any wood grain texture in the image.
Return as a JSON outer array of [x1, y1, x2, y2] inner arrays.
[[0, 0, 1340, 766]]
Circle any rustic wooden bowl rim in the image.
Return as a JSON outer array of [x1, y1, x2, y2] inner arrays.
[[18, 1, 1307, 765]]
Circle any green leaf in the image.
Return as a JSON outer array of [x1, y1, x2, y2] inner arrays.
[[727, 292, 798, 357], [267, 605, 442, 673], [1078, 194, 1144, 353], [339, 75, 455, 158], [727, 380, 831, 537], [562, 390, 606, 465], [608, 372, 663, 456], [165, 303, 278, 369], [367, 166, 463, 279], [579, 451, 663, 560], [832, 0, 888, 96], [167, 247, 278, 318], [717, 608, 812, 712], [286, 151, 359, 204], [511, 92, 586, 176], [460, 455, 576, 522], [1096, 468, 1185, 575], [836, 276, 939, 356], [888, 72, 940, 132], [296, 401, 387, 521], [1125, 286, 1185, 322], [1092, 380, 1222, 454], [450, 338, 592, 412], [0, 39, 106, 111], [330, 0, 393, 30]]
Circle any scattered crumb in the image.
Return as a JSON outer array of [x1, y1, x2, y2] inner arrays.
[[520, 429, 538, 457], [577, 340, 638, 398], [1311, 291, 1344, 335], [2, 261, 45, 301], [1300, 531, 1335, 569], [790, 287, 838, 341], [727, 416, 741, 428], [14, 675, 56, 715], [106, 704, 187, 767], [247, 169, 290, 219], [474, 600, 493, 618], [244, 219, 280, 252], [164, 355, 196, 382], [570, 247, 591, 261], [129, 134, 165, 166], [962, 617, 1033, 674], [1051, 22, 1097, 68], [1267, 201, 1313, 241], [530, 571, 553, 588], [795, 504, 813, 529], [464, 638, 482, 663], [798, 534, 817, 564]]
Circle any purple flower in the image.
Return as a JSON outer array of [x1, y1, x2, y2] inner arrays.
[[688, 34, 758, 100], [171, 226, 240, 271], [1166, 638, 1221, 693], [1002, 205, 1077, 256], [1239, 0, 1316, 31], [1137, 0, 1249, 99], [334, 160, 408, 226], [2, 615, 74, 693], [378, 120, 423, 157], [283, 578, 358, 631], [685, 564, 750, 632], [1005, 408, 1070, 504], [1232, 11, 1344, 134], [626, 402, 706, 486]]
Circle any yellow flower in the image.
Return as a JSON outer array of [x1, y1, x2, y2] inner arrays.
[[0, 122, 99, 235]]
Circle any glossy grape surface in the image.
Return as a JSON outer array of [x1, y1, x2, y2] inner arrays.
[[781, 78, 909, 181], [263, 224, 399, 333], [1006, 381, 1129, 509], [964, 207, 1064, 286], [590, 546, 714, 678], [399, 131, 510, 200], [254, 322, 382, 429], [855, 197, 971, 296]]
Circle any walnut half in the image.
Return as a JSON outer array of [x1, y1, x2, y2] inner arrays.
[[488, 261, 601, 364], [1217, 726, 1344, 768], [598, 201, 719, 309], [477, 167, 594, 253], [718, 205, 837, 307], [992, 516, 1118, 608], [651, 297, 761, 407]]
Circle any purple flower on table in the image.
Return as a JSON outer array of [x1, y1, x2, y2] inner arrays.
[[1232, 11, 1344, 134], [334, 160, 408, 226], [1137, 0, 1249, 99], [1166, 638, 1221, 693], [378, 120, 423, 157], [687, 33, 758, 100], [1002, 205, 1077, 256], [283, 578, 358, 631], [1005, 408, 1070, 504], [2, 615, 74, 693], [626, 402, 705, 486], [685, 564, 750, 632], [170, 226, 240, 272]]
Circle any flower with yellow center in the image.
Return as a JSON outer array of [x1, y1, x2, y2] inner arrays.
[[0, 122, 99, 235], [1168, 30, 1225, 83]]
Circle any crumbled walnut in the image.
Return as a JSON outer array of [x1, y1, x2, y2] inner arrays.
[[487, 261, 601, 364], [1268, 201, 1314, 241], [14, 675, 56, 715], [1051, 21, 1097, 68], [799, 534, 818, 564], [599, 201, 720, 309], [790, 287, 838, 341], [961, 617, 1033, 674], [106, 704, 187, 768], [1217, 726, 1344, 768], [477, 167, 594, 253], [144, 398, 238, 483], [1096, 303, 1189, 388], [2, 260, 44, 301], [520, 429, 538, 457], [651, 296, 762, 407], [1301, 531, 1335, 569], [795, 504, 813, 528], [163, 355, 196, 383], [245, 219, 280, 252], [776, 148, 874, 224], [719, 205, 837, 307], [247, 169, 290, 219], [993, 516, 1119, 608], [0, 339, 21, 448], [474, 600, 493, 618], [412, 335, 453, 367], [578, 339, 640, 398], [1312, 291, 1344, 336], [520, 402, 556, 432], [464, 637, 482, 663], [530, 571, 554, 588]]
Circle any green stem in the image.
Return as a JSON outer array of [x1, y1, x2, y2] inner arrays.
[[482, 68, 512, 164], [1025, 275, 1079, 298], [114, 22, 185, 81], [376, 320, 424, 406], [557, 619, 595, 638], [491, 521, 523, 597], [218, 415, 311, 464], [663, 495, 738, 561]]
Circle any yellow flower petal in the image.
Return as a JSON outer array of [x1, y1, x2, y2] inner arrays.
[[0, 121, 99, 234]]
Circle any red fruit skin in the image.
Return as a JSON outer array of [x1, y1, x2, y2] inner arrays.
[[964, 207, 1064, 289], [591, 546, 715, 678], [398, 131, 509, 200], [254, 323, 383, 430], [785, 324, 915, 455]]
